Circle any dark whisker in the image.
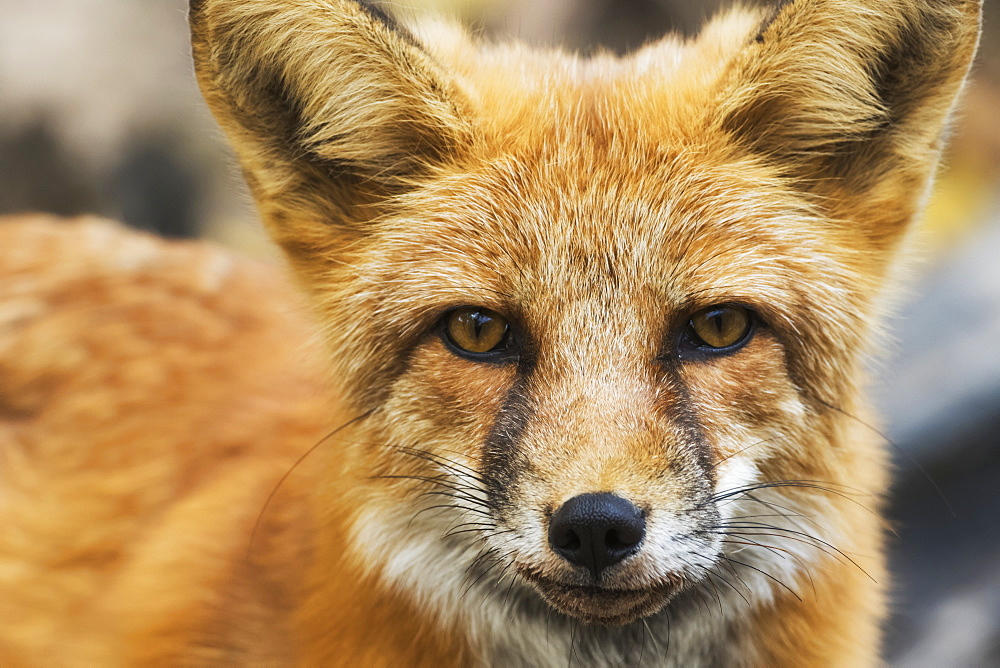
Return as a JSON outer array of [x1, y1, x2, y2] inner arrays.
[[465, 548, 518, 603], [248, 410, 374, 558], [717, 553, 754, 596], [706, 520, 873, 580], [417, 492, 492, 513], [417, 489, 492, 511], [720, 555, 801, 601], [687, 581, 718, 618], [705, 569, 750, 609], [680, 554, 724, 615], [443, 525, 505, 540], [393, 446, 491, 485], [743, 492, 826, 532], [709, 479, 868, 505], [375, 473, 490, 502], [468, 547, 501, 576], [707, 479, 880, 520], [705, 436, 783, 473], [811, 395, 955, 517], [716, 537, 818, 597]]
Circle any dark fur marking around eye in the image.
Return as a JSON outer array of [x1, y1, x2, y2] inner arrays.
[[657, 358, 715, 485], [481, 354, 537, 519]]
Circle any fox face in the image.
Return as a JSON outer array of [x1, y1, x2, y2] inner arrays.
[[189, 0, 981, 658], [339, 150, 858, 626]]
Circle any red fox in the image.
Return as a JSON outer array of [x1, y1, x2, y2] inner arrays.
[[0, 0, 982, 665]]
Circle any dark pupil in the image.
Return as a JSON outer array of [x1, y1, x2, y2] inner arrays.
[[708, 311, 726, 335], [471, 312, 488, 338]]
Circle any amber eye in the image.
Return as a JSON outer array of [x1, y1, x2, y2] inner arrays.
[[443, 307, 510, 356], [687, 305, 753, 350]]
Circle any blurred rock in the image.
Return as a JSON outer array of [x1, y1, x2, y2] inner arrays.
[[109, 133, 204, 238], [0, 0, 249, 243], [879, 208, 1000, 665], [879, 215, 1000, 462], [0, 118, 101, 216]]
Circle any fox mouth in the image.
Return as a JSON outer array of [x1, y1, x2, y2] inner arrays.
[[520, 569, 684, 626]]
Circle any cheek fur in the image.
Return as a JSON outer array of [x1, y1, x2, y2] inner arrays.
[[391, 340, 517, 449], [679, 332, 805, 463]]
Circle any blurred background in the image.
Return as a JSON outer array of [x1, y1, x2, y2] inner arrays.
[[0, 0, 997, 663]]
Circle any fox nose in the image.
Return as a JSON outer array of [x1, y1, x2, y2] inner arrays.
[[548, 493, 645, 579]]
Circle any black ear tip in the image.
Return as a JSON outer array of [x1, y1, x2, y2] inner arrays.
[[352, 1, 397, 28], [349, 0, 419, 47], [754, 0, 795, 44]]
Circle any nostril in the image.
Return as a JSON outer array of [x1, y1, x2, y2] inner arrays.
[[548, 492, 646, 579], [552, 528, 581, 551], [605, 527, 638, 551], [606, 531, 624, 550], [607, 517, 644, 548]]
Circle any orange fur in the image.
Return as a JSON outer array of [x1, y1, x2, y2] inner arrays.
[[0, 0, 982, 664]]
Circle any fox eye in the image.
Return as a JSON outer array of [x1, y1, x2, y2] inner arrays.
[[686, 305, 753, 351], [443, 307, 510, 357]]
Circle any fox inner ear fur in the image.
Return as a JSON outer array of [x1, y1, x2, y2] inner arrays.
[[716, 0, 981, 251], [189, 0, 471, 257]]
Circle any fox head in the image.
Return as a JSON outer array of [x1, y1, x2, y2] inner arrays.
[[190, 0, 980, 631]]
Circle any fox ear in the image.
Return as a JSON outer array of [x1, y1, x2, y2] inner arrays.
[[716, 0, 981, 248], [189, 0, 471, 255]]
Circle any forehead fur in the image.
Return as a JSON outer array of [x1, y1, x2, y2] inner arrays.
[[417, 8, 762, 146], [349, 7, 862, 324], [363, 151, 846, 322]]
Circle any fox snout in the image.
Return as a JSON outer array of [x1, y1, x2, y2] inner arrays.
[[548, 493, 646, 579]]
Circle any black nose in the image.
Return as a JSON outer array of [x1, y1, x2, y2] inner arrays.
[[548, 493, 645, 579]]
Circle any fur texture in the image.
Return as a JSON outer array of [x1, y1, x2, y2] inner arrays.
[[0, 0, 982, 665]]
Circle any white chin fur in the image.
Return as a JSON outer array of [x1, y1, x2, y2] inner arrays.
[[348, 449, 839, 666]]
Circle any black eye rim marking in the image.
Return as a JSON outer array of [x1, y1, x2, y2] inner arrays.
[[439, 306, 519, 364], [676, 303, 757, 361]]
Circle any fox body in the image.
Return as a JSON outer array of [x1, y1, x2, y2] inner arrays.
[[0, 0, 982, 665]]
